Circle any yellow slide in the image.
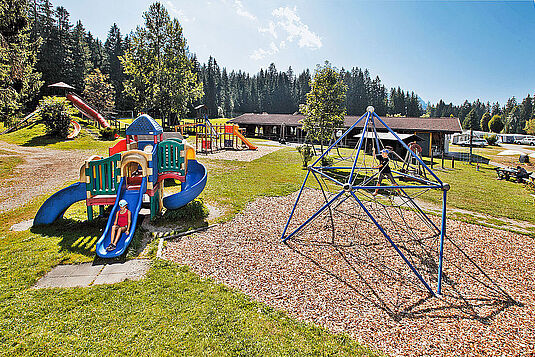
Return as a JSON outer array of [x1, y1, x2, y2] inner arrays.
[[233, 125, 257, 150]]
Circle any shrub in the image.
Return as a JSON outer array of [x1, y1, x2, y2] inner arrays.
[[484, 134, 497, 146], [297, 144, 314, 168], [100, 127, 118, 140], [321, 156, 334, 166], [489, 115, 504, 133], [38, 96, 77, 138]]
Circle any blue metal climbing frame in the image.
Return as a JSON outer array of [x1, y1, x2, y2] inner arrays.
[[281, 107, 449, 296]]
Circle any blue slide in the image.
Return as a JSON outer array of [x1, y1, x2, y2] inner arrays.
[[34, 182, 87, 225], [163, 159, 207, 210], [95, 177, 147, 258]]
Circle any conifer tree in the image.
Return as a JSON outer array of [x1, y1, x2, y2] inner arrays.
[[519, 94, 533, 134], [71, 20, 90, 90], [104, 23, 126, 108], [0, 0, 42, 124], [122, 2, 202, 123]]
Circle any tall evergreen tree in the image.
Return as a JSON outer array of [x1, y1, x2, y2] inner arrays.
[[0, 0, 42, 124], [462, 108, 480, 131], [519, 94, 533, 134], [122, 2, 202, 123], [103, 23, 126, 109], [70, 20, 90, 90]]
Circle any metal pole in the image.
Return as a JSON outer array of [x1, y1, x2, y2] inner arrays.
[[437, 189, 447, 295], [283, 189, 345, 242], [281, 170, 311, 240]]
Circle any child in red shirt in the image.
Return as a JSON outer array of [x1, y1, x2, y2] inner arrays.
[[107, 199, 131, 251]]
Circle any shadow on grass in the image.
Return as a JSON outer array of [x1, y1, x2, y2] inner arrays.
[[31, 217, 108, 258], [150, 198, 209, 230], [22, 133, 66, 147]]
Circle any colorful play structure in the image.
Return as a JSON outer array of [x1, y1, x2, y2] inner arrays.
[[34, 114, 208, 258], [176, 105, 257, 154]]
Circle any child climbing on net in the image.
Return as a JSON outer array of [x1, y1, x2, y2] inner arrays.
[[107, 199, 131, 251], [373, 148, 399, 196]]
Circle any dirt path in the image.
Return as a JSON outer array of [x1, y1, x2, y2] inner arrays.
[[196, 144, 283, 162], [0, 140, 93, 213]]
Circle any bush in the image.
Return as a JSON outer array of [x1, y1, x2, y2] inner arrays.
[[484, 134, 497, 146], [321, 155, 334, 166], [38, 96, 76, 138], [100, 127, 118, 140], [297, 144, 314, 168], [489, 115, 504, 133]]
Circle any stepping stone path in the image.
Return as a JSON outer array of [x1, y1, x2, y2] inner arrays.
[[33, 259, 150, 289]]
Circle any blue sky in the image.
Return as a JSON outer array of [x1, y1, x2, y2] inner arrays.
[[54, 0, 535, 105]]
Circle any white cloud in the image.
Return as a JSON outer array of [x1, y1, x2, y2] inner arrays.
[[165, 1, 195, 22], [272, 6, 322, 49], [251, 5, 321, 60], [250, 41, 279, 60], [258, 21, 277, 39], [234, 0, 257, 21]]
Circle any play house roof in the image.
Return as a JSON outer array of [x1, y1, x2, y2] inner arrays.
[[126, 114, 163, 136]]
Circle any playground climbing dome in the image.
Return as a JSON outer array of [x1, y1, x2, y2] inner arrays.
[[281, 106, 450, 296]]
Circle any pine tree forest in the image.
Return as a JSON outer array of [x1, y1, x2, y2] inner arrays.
[[2, 0, 535, 134]]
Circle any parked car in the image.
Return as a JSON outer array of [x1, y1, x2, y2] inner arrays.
[[514, 137, 535, 146], [457, 138, 488, 147]]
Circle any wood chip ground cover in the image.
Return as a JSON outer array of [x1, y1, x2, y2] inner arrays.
[[164, 190, 535, 356]]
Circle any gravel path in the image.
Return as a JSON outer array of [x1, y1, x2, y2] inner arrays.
[[164, 190, 535, 356], [196, 144, 283, 161], [0, 140, 92, 212]]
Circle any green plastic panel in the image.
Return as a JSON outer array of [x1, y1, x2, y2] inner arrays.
[[85, 153, 122, 195], [158, 140, 185, 175]]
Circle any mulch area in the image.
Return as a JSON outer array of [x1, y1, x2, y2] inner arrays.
[[164, 189, 535, 356]]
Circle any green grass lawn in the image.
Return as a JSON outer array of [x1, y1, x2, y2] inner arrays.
[[1, 122, 120, 152], [0, 145, 377, 356], [200, 148, 303, 219], [422, 159, 535, 225]]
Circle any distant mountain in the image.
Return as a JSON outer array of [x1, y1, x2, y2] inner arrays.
[[417, 96, 428, 110]]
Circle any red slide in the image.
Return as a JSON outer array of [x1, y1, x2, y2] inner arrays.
[[66, 93, 110, 128]]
